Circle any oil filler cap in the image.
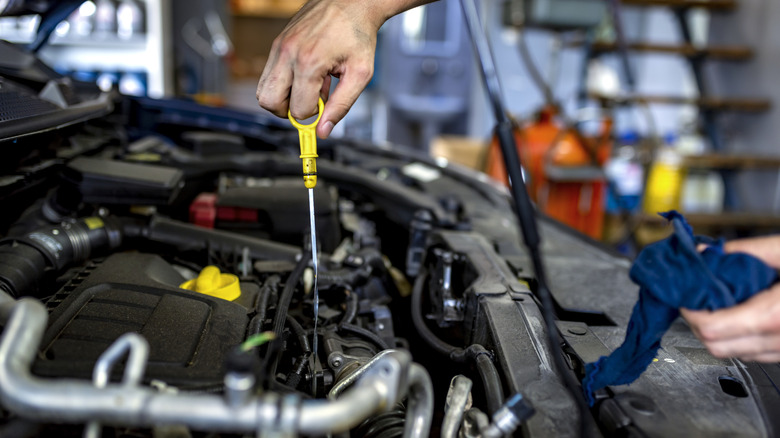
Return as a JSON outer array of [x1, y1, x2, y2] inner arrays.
[[180, 266, 241, 301]]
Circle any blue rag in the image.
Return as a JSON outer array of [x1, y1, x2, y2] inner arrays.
[[582, 211, 779, 405]]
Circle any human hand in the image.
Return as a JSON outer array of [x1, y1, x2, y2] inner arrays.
[[255, 0, 385, 138], [681, 283, 780, 362], [681, 235, 780, 362], [723, 235, 780, 269]]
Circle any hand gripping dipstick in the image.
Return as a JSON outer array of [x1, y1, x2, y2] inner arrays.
[[288, 98, 323, 396]]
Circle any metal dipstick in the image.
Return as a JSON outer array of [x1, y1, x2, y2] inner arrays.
[[288, 99, 323, 396]]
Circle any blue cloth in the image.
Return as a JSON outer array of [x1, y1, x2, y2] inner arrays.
[[582, 211, 779, 405]]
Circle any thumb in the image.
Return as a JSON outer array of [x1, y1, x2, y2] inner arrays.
[[317, 63, 373, 138]]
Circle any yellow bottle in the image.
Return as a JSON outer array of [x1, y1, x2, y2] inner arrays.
[[643, 146, 685, 214]]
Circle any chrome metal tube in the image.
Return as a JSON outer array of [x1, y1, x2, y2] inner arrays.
[[92, 332, 149, 387], [0, 299, 412, 435], [0, 289, 15, 321], [327, 349, 433, 438], [328, 349, 395, 400], [297, 384, 387, 434], [441, 375, 473, 438], [461, 408, 490, 438], [87, 332, 149, 438], [404, 363, 434, 438], [0, 289, 13, 306]]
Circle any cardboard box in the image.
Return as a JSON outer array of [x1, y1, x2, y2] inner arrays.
[[430, 135, 489, 172]]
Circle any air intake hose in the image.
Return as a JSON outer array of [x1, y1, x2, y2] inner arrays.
[[0, 216, 122, 297]]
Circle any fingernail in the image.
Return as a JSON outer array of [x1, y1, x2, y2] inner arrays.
[[320, 121, 334, 138]]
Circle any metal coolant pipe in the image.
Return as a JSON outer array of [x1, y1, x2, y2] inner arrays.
[[326, 350, 433, 438], [0, 298, 429, 435], [441, 375, 473, 438], [403, 363, 435, 438]]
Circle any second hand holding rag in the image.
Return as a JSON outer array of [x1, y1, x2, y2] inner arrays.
[[582, 211, 779, 405]]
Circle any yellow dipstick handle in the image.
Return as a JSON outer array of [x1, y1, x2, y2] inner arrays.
[[288, 98, 324, 189]]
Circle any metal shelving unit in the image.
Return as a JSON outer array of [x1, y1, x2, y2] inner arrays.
[[0, 0, 173, 98], [596, 0, 780, 238]]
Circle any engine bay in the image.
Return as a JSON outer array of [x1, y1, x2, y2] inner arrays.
[[0, 40, 778, 438]]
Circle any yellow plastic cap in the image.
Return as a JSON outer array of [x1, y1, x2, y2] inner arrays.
[[180, 265, 241, 301]]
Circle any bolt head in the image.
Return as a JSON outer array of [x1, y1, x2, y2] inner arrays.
[[567, 326, 587, 336]]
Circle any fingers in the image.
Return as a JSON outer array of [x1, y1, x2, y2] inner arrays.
[[255, 0, 379, 133], [259, 54, 373, 137], [289, 48, 327, 119], [702, 333, 780, 359], [681, 304, 761, 342], [289, 76, 324, 121], [258, 36, 328, 120], [256, 73, 291, 118], [681, 284, 780, 361], [739, 352, 780, 363], [724, 235, 780, 269], [256, 39, 293, 118], [317, 62, 374, 138], [320, 75, 332, 103]]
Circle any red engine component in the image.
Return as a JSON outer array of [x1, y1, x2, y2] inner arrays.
[[189, 193, 218, 228], [189, 192, 259, 229]]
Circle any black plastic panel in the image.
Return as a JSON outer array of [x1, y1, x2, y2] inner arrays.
[[67, 157, 184, 205], [217, 177, 340, 252], [0, 79, 58, 123], [33, 252, 249, 386]]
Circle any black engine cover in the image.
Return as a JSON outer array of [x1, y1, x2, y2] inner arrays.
[[33, 252, 249, 387]]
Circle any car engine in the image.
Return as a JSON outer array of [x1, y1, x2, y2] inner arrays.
[[0, 39, 778, 438]]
